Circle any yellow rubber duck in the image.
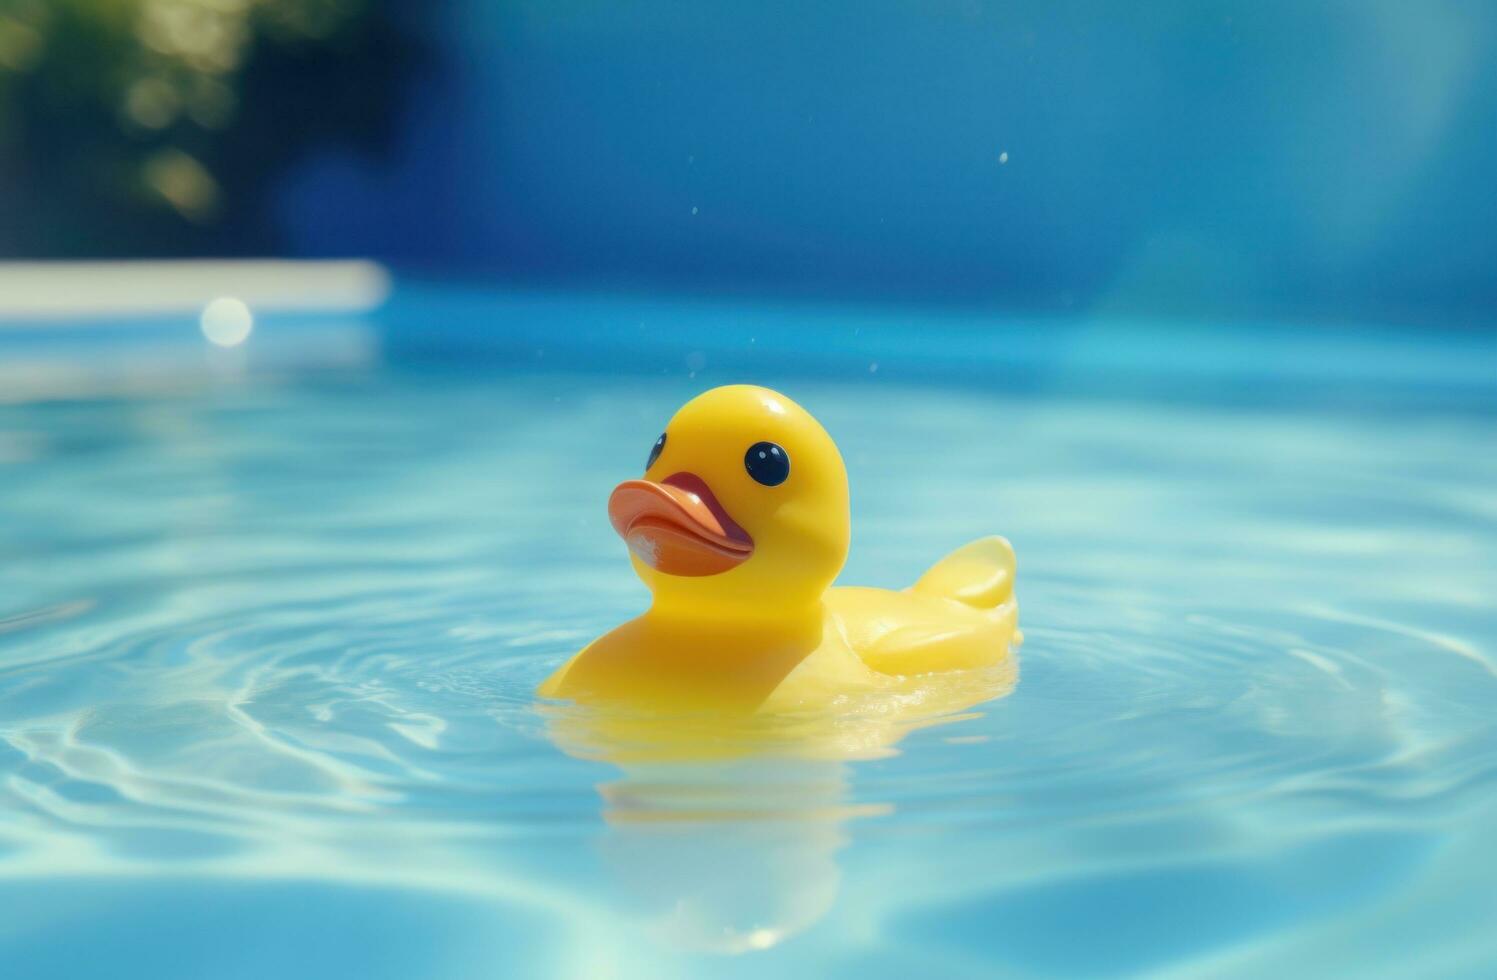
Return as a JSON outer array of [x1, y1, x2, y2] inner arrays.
[[538, 384, 1020, 715]]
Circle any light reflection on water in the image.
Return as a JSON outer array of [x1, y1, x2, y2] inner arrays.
[[1, 360, 1495, 978]]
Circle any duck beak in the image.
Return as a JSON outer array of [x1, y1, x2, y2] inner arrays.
[[608, 472, 754, 576]]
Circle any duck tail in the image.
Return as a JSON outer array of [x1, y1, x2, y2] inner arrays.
[[910, 536, 1017, 613]]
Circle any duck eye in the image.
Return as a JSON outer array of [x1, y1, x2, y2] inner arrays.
[[646, 433, 666, 471], [744, 441, 790, 486]]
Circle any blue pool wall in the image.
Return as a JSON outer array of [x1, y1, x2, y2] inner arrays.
[[279, 1, 1497, 323]]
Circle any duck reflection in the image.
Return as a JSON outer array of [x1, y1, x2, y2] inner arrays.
[[540, 661, 1017, 953]]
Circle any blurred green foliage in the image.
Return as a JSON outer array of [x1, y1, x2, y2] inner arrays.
[[0, 0, 416, 256]]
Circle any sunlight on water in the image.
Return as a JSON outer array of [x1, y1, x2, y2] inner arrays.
[[1, 352, 1495, 978]]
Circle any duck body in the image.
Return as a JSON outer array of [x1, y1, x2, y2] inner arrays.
[[538, 386, 1020, 714], [826, 536, 1019, 678]]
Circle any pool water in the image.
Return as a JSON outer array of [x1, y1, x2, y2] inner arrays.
[[2, 292, 1496, 978]]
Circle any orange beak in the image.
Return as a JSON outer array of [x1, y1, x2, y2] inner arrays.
[[607, 472, 754, 576]]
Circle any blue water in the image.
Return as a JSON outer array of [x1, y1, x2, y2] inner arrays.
[[2, 292, 1496, 978]]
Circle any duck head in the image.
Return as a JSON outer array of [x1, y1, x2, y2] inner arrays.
[[609, 385, 850, 617]]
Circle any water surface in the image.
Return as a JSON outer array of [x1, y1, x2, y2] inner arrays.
[[2, 296, 1495, 978]]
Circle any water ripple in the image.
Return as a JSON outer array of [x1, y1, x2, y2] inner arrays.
[[1, 370, 1495, 975]]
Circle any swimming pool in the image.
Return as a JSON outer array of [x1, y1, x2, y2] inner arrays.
[[3, 288, 1495, 978]]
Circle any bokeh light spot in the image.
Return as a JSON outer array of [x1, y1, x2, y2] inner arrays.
[[200, 297, 253, 347]]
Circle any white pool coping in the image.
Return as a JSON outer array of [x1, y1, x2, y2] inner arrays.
[[0, 260, 391, 322]]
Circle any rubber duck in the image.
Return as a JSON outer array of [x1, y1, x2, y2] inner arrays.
[[538, 384, 1020, 713]]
